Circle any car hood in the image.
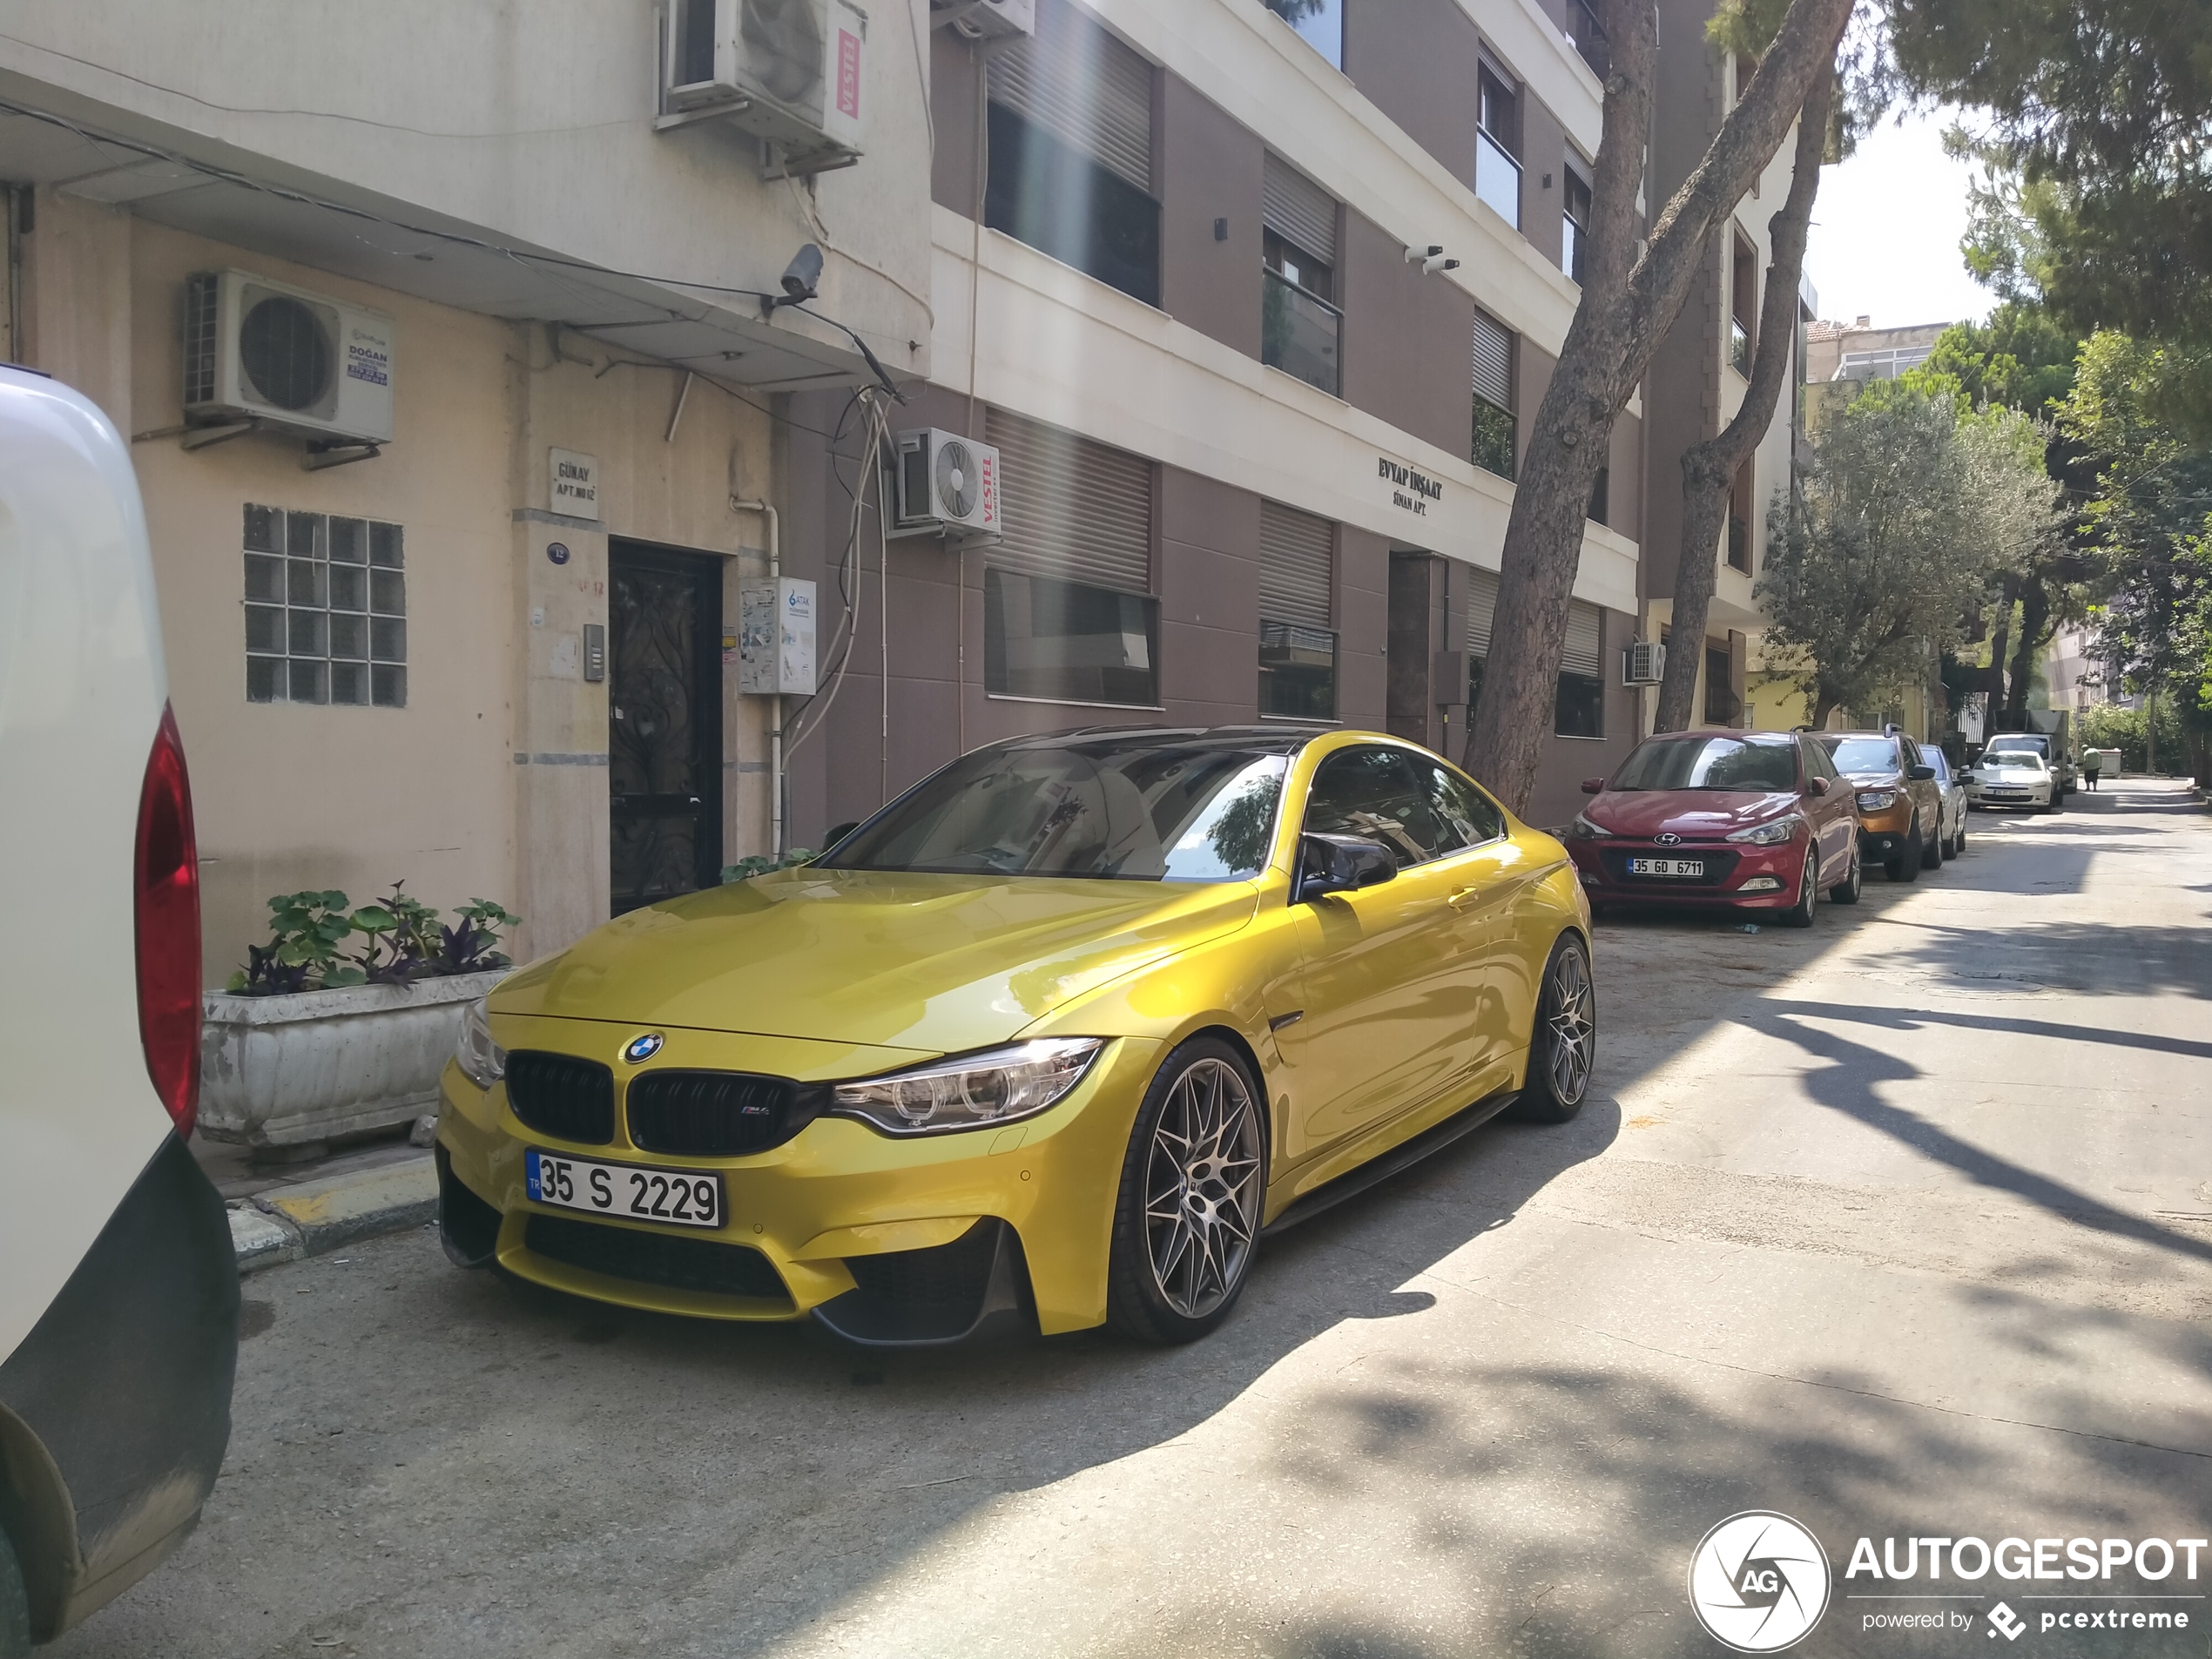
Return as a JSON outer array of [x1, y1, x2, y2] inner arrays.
[[493, 868, 1261, 1054], [1587, 790, 1800, 839]]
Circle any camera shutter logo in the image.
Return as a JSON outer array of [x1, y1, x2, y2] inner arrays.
[[1688, 1511, 1831, 1652]]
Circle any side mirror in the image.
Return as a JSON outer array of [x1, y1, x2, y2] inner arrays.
[[823, 819, 860, 849], [1907, 765, 1936, 781], [1581, 777, 1606, 795], [1805, 775, 1830, 796], [1296, 833, 1397, 902]]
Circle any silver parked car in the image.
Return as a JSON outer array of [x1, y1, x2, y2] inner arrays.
[[1967, 749, 2057, 813], [1925, 748, 1969, 857]]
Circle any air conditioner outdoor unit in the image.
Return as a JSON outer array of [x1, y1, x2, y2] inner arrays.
[[181, 270, 395, 445], [890, 428, 1001, 539], [1622, 639, 1665, 685], [664, 0, 868, 172], [928, 0, 1035, 37]]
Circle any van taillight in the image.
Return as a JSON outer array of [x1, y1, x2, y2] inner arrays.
[[135, 704, 201, 1138]]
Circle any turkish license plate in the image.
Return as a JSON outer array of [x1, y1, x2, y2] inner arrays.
[[1628, 856, 1705, 878], [525, 1148, 723, 1230]]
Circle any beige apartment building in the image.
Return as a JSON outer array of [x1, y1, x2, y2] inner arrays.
[[3, 0, 1808, 987]]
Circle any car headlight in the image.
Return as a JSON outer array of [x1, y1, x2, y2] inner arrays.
[[1568, 812, 1608, 840], [1856, 790, 1897, 811], [832, 1038, 1105, 1136], [1726, 816, 1802, 846], [455, 997, 506, 1090]]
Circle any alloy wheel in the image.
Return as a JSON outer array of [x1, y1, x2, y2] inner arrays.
[[1143, 1057, 1264, 1319], [1544, 947, 1595, 1105]]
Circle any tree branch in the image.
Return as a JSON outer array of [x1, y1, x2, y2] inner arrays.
[[1654, 66, 1836, 732]]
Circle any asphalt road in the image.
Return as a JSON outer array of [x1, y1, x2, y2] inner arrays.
[[56, 781, 2212, 1659]]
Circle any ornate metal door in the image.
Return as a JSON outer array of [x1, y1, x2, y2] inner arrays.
[[609, 543, 722, 913]]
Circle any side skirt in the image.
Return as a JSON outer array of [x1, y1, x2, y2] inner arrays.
[[1259, 1087, 1520, 1238]]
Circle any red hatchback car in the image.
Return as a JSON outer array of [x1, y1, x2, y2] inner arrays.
[[1565, 729, 1863, 925]]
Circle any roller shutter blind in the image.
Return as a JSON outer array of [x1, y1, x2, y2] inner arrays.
[[988, 0, 1154, 193], [984, 408, 1154, 593], [1562, 600, 1604, 677], [1464, 565, 1501, 659], [1472, 311, 1513, 408], [1258, 502, 1333, 628], [1263, 153, 1338, 266]]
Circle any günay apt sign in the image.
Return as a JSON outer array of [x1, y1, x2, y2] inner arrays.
[[1379, 455, 1443, 517], [550, 448, 600, 519]]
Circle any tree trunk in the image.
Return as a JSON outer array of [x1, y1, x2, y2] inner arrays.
[[1652, 74, 1833, 735], [1983, 570, 2019, 723], [1811, 691, 1840, 729], [1464, 0, 1856, 814], [2003, 575, 2048, 728]]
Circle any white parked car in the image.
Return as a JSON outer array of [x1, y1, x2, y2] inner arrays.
[[0, 365, 237, 1653], [1966, 749, 2056, 813]]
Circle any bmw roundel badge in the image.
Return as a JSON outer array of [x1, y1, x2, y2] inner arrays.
[[624, 1032, 664, 1064]]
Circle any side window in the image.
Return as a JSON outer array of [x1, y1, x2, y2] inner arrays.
[[1420, 761, 1507, 854], [1803, 739, 1838, 785], [1302, 747, 1440, 869]]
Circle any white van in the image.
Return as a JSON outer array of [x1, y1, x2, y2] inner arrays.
[[0, 365, 237, 1651]]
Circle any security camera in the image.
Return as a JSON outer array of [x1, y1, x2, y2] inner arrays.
[[1422, 253, 1460, 275], [1403, 244, 1445, 264], [780, 242, 824, 300]]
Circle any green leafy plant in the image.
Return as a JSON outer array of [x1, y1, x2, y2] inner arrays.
[[719, 849, 816, 883], [227, 886, 523, 995]]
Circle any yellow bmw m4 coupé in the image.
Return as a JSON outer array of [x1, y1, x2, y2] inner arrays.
[[435, 726, 1595, 1345]]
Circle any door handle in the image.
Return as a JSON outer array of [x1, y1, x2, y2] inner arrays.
[[1447, 887, 1487, 907]]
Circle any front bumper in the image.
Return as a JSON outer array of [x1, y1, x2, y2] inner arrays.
[[435, 1029, 1163, 1339], [1975, 786, 2048, 809], [1566, 837, 1810, 908]]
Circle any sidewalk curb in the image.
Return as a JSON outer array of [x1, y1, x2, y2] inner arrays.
[[228, 1153, 439, 1273]]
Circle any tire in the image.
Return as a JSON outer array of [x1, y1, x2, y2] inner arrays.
[[1780, 846, 1819, 927], [0, 1524, 29, 1659], [1954, 819, 1967, 855], [1827, 837, 1862, 905], [1922, 818, 1945, 868], [1885, 816, 1921, 881], [1105, 1036, 1266, 1344], [1509, 934, 1596, 1124]]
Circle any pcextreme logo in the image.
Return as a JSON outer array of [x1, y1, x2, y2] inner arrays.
[[1689, 1511, 1833, 1652]]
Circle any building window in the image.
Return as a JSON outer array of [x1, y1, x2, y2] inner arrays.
[[984, 569, 1157, 706], [1587, 466, 1609, 528], [1555, 600, 1604, 737], [1705, 644, 1739, 725], [1475, 64, 1521, 227], [1262, 0, 1341, 70], [1565, 0, 1608, 76], [1261, 155, 1341, 397], [982, 408, 1158, 707], [1471, 311, 1515, 481], [1258, 501, 1336, 719], [243, 504, 405, 707], [986, 2, 1159, 307], [1730, 232, 1757, 376], [1728, 459, 1754, 572], [1561, 165, 1591, 285], [1466, 577, 1605, 738]]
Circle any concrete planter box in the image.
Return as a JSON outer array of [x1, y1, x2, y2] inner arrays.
[[199, 971, 507, 1149]]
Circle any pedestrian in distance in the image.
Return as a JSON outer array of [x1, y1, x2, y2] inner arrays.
[[2083, 748, 2101, 791]]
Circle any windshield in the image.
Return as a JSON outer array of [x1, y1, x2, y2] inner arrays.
[[1986, 736, 2047, 753], [819, 737, 1291, 881], [1981, 752, 2045, 772], [1824, 738, 1899, 773], [1609, 736, 1798, 792]]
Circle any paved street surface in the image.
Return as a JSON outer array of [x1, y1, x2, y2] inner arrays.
[[58, 783, 2211, 1659]]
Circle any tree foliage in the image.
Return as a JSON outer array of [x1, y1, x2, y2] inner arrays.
[[1888, 0, 2212, 351], [2057, 332, 2212, 747], [1756, 381, 2059, 725]]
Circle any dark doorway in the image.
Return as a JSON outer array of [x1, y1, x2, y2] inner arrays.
[[609, 542, 722, 913]]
